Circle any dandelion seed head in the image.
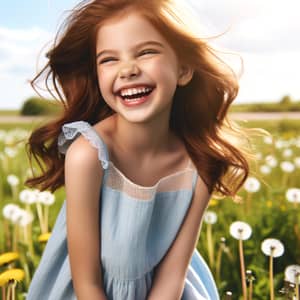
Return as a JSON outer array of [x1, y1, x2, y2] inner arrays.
[[19, 189, 38, 205], [294, 157, 300, 168], [7, 174, 19, 186], [260, 165, 271, 174], [261, 238, 284, 257], [265, 155, 278, 168], [37, 191, 55, 205], [286, 188, 300, 203], [204, 211, 217, 224], [263, 136, 273, 145], [280, 161, 295, 173], [282, 148, 293, 158], [2, 204, 20, 220], [244, 177, 260, 193], [229, 221, 252, 240], [4, 147, 18, 158], [284, 265, 300, 284]]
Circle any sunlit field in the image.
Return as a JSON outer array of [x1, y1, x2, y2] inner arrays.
[[0, 119, 299, 300]]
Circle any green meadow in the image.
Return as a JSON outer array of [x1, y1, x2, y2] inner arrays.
[[0, 118, 299, 299]]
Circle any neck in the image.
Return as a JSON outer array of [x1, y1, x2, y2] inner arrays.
[[112, 113, 175, 161]]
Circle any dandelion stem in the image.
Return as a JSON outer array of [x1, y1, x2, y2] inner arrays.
[[245, 192, 252, 213], [239, 239, 247, 300], [207, 224, 214, 270], [2, 286, 6, 300], [248, 279, 253, 300], [216, 243, 224, 283], [44, 205, 49, 233], [4, 220, 11, 251], [12, 225, 17, 252], [36, 202, 45, 233], [6, 283, 11, 300], [269, 252, 274, 300], [11, 280, 16, 300]]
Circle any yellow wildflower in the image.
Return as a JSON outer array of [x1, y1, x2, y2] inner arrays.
[[209, 199, 218, 207], [266, 200, 273, 208], [38, 232, 51, 243], [280, 205, 286, 212], [0, 252, 19, 266], [0, 268, 25, 287]]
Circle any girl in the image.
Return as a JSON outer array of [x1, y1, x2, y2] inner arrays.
[[26, 0, 256, 299]]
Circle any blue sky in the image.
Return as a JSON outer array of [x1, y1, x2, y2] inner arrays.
[[1, 0, 300, 109]]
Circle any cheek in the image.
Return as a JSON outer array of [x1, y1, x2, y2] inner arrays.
[[97, 68, 111, 95]]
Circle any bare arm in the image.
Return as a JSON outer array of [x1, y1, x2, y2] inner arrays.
[[65, 136, 107, 300], [147, 176, 210, 300]]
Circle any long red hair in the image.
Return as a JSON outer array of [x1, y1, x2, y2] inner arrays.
[[25, 0, 260, 200]]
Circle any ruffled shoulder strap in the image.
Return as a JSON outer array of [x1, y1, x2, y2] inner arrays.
[[57, 121, 109, 169]]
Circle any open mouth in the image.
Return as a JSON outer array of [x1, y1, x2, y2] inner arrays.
[[119, 87, 154, 102]]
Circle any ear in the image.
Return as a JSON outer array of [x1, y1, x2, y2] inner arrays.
[[177, 65, 194, 86]]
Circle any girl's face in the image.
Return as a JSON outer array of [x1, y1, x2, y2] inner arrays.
[[96, 10, 187, 124]]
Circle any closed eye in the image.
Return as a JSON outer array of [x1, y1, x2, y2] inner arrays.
[[139, 49, 158, 56], [99, 57, 117, 64]]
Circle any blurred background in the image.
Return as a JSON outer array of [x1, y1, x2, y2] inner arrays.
[[0, 1, 299, 299]]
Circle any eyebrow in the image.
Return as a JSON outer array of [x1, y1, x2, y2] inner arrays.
[[96, 41, 164, 58]]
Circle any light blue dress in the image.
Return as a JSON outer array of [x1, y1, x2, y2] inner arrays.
[[26, 121, 219, 300]]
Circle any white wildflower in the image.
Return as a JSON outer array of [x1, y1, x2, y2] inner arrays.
[[229, 221, 252, 240], [37, 191, 55, 206], [7, 174, 20, 186], [19, 189, 38, 205], [260, 165, 271, 175], [285, 188, 300, 204], [282, 148, 293, 158], [294, 157, 300, 168], [284, 265, 300, 284], [261, 238, 284, 257], [2, 204, 20, 220], [244, 177, 260, 193], [280, 161, 295, 173], [265, 155, 278, 168], [204, 211, 217, 224]]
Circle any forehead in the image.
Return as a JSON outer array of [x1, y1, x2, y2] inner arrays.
[[96, 11, 167, 48]]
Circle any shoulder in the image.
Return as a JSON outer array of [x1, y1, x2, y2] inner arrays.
[[193, 173, 211, 209], [65, 133, 103, 174]]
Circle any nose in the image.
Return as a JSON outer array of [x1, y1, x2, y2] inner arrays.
[[118, 62, 140, 79]]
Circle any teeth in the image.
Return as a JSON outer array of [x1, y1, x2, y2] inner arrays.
[[120, 87, 152, 97]]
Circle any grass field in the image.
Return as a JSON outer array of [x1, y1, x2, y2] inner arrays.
[[0, 119, 299, 299]]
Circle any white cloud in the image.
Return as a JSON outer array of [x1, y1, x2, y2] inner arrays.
[[0, 1, 300, 109], [0, 26, 52, 109], [187, 0, 300, 102]]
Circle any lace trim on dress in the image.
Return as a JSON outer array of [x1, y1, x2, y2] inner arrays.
[[57, 121, 109, 169]]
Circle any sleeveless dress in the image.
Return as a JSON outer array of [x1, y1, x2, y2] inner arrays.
[[26, 121, 219, 300]]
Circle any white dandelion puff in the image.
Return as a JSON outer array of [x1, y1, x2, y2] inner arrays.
[[4, 147, 18, 158], [244, 177, 260, 193], [229, 221, 252, 240], [261, 238, 285, 257], [204, 211, 217, 224], [282, 148, 293, 158], [2, 204, 20, 220], [265, 155, 278, 168], [294, 157, 300, 168], [37, 191, 55, 206], [260, 165, 271, 175], [280, 161, 295, 173], [285, 265, 300, 285], [19, 189, 38, 205], [263, 136, 273, 145], [17, 210, 34, 227], [7, 174, 20, 186], [285, 188, 300, 204]]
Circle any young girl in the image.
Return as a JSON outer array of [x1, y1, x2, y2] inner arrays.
[[25, 0, 254, 299]]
